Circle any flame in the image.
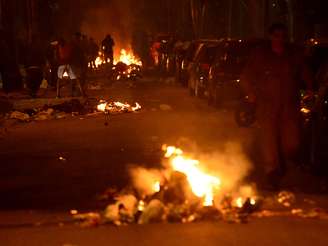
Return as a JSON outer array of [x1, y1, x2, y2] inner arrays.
[[153, 181, 161, 193], [138, 200, 145, 211], [95, 55, 104, 68], [96, 100, 142, 113], [91, 49, 142, 69], [234, 197, 257, 208], [115, 49, 142, 66], [163, 146, 221, 206], [97, 102, 107, 112]]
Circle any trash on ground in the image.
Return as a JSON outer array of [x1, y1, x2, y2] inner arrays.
[[10, 111, 30, 121], [4, 98, 142, 124]]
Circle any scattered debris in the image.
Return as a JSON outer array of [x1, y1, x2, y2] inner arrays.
[[34, 108, 54, 121], [73, 212, 101, 227], [138, 199, 165, 224], [10, 111, 30, 121], [3, 98, 141, 125], [55, 112, 68, 119]]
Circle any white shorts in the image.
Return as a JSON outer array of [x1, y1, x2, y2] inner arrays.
[[57, 65, 77, 80]]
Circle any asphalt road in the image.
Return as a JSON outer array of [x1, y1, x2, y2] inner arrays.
[[1, 218, 328, 246], [1, 77, 328, 245], [0, 77, 251, 209]]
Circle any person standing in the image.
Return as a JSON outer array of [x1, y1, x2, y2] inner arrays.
[[101, 34, 115, 66], [88, 38, 99, 69], [241, 23, 314, 187]]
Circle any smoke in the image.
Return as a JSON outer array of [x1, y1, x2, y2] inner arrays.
[[80, 0, 135, 56], [129, 140, 253, 199], [197, 142, 253, 193], [129, 167, 164, 196]]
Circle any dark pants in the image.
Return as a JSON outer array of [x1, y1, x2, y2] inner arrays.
[[256, 101, 300, 173]]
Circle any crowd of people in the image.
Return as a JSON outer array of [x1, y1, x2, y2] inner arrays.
[[0, 31, 116, 98]]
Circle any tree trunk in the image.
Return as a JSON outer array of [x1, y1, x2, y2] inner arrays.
[[285, 0, 294, 41]]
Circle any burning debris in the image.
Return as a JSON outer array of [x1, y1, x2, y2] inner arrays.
[[96, 100, 141, 114], [70, 145, 328, 227], [73, 145, 262, 226], [90, 49, 142, 81]]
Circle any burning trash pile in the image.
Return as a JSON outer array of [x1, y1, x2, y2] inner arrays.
[[90, 49, 142, 81], [73, 145, 263, 227]]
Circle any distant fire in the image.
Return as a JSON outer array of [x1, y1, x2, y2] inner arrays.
[[114, 49, 142, 66], [90, 49, 142, 69]]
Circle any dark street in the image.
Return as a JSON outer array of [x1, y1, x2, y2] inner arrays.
[[1, 0, 328, 245], [1, 78, 328, 246], [0, 78, 249, 209]]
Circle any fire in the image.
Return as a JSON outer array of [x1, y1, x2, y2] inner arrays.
[[95, 54, 104, 68], [90, 49, 142, 69], [152, 181, 161, 193], [96, 100, 142, 113], [234, 197, 257, 208], [163, 145, 221, 206], [114, 49, 142, 66], [137, 200, 145, 211]]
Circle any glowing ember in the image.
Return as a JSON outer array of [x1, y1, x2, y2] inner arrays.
[[96, 100, 142, 113], [163, 145, 221, 206]]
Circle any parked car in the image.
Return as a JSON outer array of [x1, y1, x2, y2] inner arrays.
[[175, 40, 206, 87], [300, 40, 328, 173], [187, 40, 222, 97], [207, 39, 263, 106]]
